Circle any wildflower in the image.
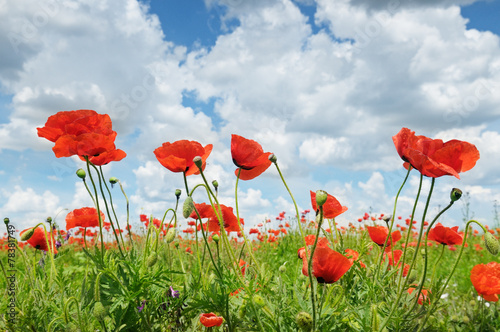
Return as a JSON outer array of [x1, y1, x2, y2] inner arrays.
[[168, 286, 180, 298], [345, 248, 366, 268], [37, 109, 126, 164], [392, 127, 480, 178], [154, 140, 213, 176], [231, 134, 272, 180], [470, 262, 500, 302], [427, 223, 463, 246], [310, 191, 348, 219], [367, 225, 401, 248], [65, 207, 104, 230], [20, 227, 58, 254], [200, 313, 223, 327], [299, 246, 352, 283], [407, 287, 430, 305], [137, 300, 146, 313]]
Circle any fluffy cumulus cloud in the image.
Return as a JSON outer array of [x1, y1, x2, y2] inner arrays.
[[1, 0, 499, 228]]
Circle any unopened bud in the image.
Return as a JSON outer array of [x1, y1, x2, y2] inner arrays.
[[462, 315, 470, 324], [484, 231, 500, 255], [165, 229, 176, 243], [21, 227, 36, 241], [268, 153, 277, 163], [174, 242, 179, 249], [4, 217, 10, 225], [383, 215, 392, 222], [146, 251, 158, 267], [296, 311, 313, 332], [193, 156, 203, 169], [315, 190, 328, 208], [450, 188, 462, 202], [212, 234, 220, 243], [109, 177, 118, 184], [76, 168, 86, 179], [175, 189, 181, 198], [93, 302, 107, 321], [212, 180, 219, 189], [253, 295, 266, 307], [182, 197, 195, 219], [46, 217, 52, 223], [279, 264, 286, 273]]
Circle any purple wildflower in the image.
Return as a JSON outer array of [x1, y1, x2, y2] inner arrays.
[[137, 300, 146, 313], [169, 286, 179, 298]]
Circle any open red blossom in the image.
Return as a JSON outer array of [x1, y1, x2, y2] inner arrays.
[[189, 203, 243, 233], [367, 225, 401, 248], [427, 223, 463, 246], [345, 248, 366, 268], [154, 140, 213, 176], [304, 234, 330, 247], [470, 262, 500, 302], [299, 246, 352, 283], [200, 313, 224, 327], [231, 134, 272, 180], [65, 207, 104, 230], [37, 110, 126, 163], [310, 191, 348, 219], [392, 128, 480, 179], [20, 227, 57, 254], [408, 287, 430, 305]]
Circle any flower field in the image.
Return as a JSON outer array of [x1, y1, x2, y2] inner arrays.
[[1, 110, 499, 331]]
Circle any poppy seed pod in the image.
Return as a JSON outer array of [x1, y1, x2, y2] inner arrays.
[[484, 232, 500, 255], [20, 227, 35, 241], [183, 197, 195, 219], [315, 190, 328, 208], [450, 188, 462, 202], [175, 189, 181, 198], [296, 311, 313, 332], [212, 180, 219, 189], [76, 168, 86, 179]]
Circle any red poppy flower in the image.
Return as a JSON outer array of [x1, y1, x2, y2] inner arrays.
[[304, 234, 330, 247], [20, 227, 58, 253], [37, 110, 126, 162], [392, 128, 480, 179], [345, 248, 366, 268], [190, 203, 243, 233], [231, 134, 272, 180], [200, 312, 223, 327], [366, 225, 401, 248], [310, 191, 348, 219], [154, 140, 213, 176], [470, 262, 500, 302], [299, 246, 352, 283], [65, 207, 104, 230], [427, 223, 463, 246], [79, 148, 126, 166], [408, 287, 430, 305]]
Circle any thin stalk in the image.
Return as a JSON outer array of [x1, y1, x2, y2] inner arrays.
[[307, 206, 324, 331], [85, 158, 106, 261]]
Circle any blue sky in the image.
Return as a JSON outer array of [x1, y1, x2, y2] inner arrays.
[[1, 0, 500, 234]]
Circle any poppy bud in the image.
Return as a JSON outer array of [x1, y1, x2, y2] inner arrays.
[[4, 217, 9, 225], [109, 177, 118, 184], [238, 303, 247, 319], [450, 188, 462, 202], [20, 227, 36, 241], [462, 316, 470, 324], [296, 311, 313, 332], [175, 189, 181, 198], [183, 197, 195, 219], [212, 180, 219, 189], [193, 156, 203, 170], [253, 295, 266, 308], [46, 217, 52, 223], [279, 264, 286, 273], [146, 251, 158, 267], [93, 301, 107, 321], [383, 215, 392, 222], [212, 234, 220, 243], [165, 229, 176, 243], [268, 154, 277, 163], [315, 190, 328, 208], [484, 231, 500, 255], [76, 168, 86, 179], [174, 242, 179, 249]]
